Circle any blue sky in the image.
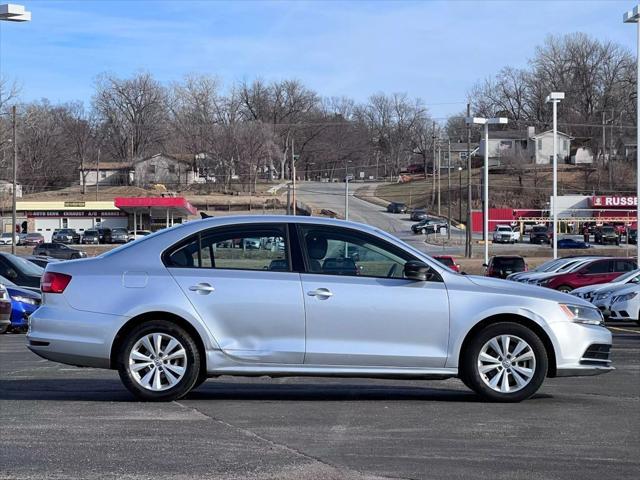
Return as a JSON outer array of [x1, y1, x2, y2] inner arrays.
[[0, 0, 636, 119]]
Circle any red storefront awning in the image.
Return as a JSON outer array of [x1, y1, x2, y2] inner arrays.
[[114, 197, 197, 217]]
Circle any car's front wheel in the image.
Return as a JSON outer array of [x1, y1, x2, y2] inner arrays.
[[461, 322, 548, 402], [118, 320, 201, 401]]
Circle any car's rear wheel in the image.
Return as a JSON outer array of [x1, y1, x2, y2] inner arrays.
[[461, 322, 547, 402], [557, 285, 573, 293], [118, 320, 201, 401]]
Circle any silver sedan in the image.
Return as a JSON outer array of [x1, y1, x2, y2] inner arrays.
[[27, 216, 613, 402]]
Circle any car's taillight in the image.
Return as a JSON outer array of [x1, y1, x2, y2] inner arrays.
[[41, 272, 72, 293]]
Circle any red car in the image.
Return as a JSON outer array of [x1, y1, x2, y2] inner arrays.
[[433, 255, 461, 272], [541, 257, 637, 293]]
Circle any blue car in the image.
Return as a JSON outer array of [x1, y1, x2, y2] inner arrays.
[[557, 238, 591, 249], [0, 276, 41, 331]]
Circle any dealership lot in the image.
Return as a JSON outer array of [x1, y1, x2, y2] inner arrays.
[[1, 327, 638, 480]]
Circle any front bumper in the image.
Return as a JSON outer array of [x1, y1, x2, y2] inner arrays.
[[607, 299, 638, 321], [547, 320, 614, 377]]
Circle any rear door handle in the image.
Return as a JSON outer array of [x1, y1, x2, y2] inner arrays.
[[189, 283, 215, 294], [307, 288, 333, 298]]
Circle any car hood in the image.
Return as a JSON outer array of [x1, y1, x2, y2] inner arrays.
[[609, 284, 640, 297], [571, 282, 619, 295], [465, 275, 591, 306]]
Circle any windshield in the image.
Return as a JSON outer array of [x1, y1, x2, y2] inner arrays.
[[493, 257, 525, 269], [615, 268, 640, 283], [5, 254, 45, 276]]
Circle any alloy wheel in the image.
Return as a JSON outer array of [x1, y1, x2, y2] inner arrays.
[[477, 334, 536, 393], [128, 333, 188, 391]]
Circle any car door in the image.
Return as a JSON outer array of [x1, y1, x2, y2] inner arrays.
[[575, 259, 612, 287], [166, 223, 305, 364], [297, 223, 450, 368]]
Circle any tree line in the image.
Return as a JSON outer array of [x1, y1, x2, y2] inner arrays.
[[0, 32, 636, 200]]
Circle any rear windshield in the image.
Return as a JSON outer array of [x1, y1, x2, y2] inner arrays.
[[532, 226, 547, 232], [493, 257, 525, 269], [84, 230, 97, 235], [435, 257, 454, 267]]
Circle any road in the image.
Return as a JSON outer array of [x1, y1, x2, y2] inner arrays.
[[1, 327, 638, 480]]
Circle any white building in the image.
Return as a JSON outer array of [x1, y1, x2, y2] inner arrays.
[[478, 126, 572, 165], [0, 180, 22, 198]]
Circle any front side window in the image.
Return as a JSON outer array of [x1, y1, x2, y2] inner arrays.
[[165, 225, 289, 272], [583, 261, 609, 275], [299, 225, 412, 278]]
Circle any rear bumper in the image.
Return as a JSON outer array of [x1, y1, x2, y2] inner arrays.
[[26, 305, 129, 369]]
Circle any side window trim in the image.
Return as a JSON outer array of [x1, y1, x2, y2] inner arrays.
[[295, 223, 441, 281], [163, 223, 292, 273]]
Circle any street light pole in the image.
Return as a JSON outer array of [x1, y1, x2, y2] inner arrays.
[[11, 106, 16, 255], [624, 5, 640, 265], [458, 166, 463, 225], [345, 160, 349, 220], [466, 116, 509, 265], [1, 4, 31, 253], [447, 138, 451, 239], [546, 92, 564, 260]]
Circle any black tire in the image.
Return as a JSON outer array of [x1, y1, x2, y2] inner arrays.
[[117, 320, 201, 402], [461, 322, 548, 402], [556, 285, 573, 293], [192, 373, 208, 390], [71, 253, 81, 259], [0, 324, 9, 334]]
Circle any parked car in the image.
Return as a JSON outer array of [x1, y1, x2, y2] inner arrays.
[[529, 225, 551, 244], [52, 228, 81, 244], [410, 209, 429, 221], [607, 284, 640, 324], [110, 228, 130, 244], [27, 215, 612, 403], [557, 238, 590, 249], [128, 230, 152, 242], [433, 255, 460, 272], [411, 218, 447, 235], [594, 226, 620, 246], [628, 228, 637, 245], [572, 268, 640, 304], [386, 202, 407, 214], [23, 232, 44, 246], [22, 255, 61, 269], [525, 258, 604, 287], [0, 232, 19, 245], [484, 256, 527, 279], [492, 225, 520, 244], [507, 257, 584, 282], [82, 228, 112, 244], [538, 257, 637, 293], [0, 275, 41, 331], [0, 284, 11, 334], [32, 243, 87, 260], [0, 252, 43, 289]]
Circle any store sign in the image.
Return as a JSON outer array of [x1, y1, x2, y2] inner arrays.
[[27, 210, 127, 218], [590, 196, 638, 208]]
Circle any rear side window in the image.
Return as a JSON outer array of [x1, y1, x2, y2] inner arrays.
[[613, 260, 637, 273], [164, 224, 289, 272]]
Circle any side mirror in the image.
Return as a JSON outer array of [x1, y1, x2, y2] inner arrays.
[[404, 261, 432, 281], [6, 268, 17, 280], [482, 263, 488, 268]]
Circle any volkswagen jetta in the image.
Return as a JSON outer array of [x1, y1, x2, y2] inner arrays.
[[27, 216, 612, 402]]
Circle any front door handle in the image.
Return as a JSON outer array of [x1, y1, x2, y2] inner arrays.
[[307, 288, 333, 299], [189, 283, 215, 294]]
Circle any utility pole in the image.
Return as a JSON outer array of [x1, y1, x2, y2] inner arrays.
[[447, 138, 451, 239], [11, 105, 17, 255], [466, 103, 472, 258], [431, 121, 436, 208], [291, 137, 296, 216], [437, 143, 441, 216], [96, 147, 100, 201]]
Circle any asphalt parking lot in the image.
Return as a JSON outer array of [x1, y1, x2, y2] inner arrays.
[[1, 326, 638, 480]]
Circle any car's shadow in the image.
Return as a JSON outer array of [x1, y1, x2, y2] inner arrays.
[[0, 378, 552, 402]]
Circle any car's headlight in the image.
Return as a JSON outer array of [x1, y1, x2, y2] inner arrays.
[[594, 291, 612, 301], [12, 295, 39, 306], [612, 292, 638, 303], [560, 304, 604, 326]]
